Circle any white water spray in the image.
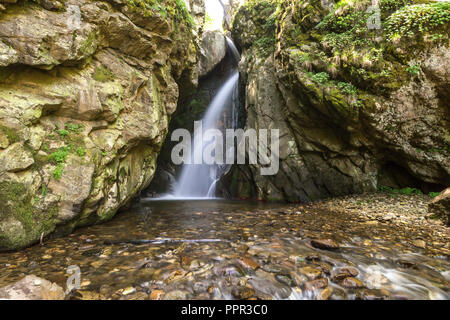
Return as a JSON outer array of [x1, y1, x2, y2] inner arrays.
[[170, 38, 240, 198], [173, 71, 239, 197]]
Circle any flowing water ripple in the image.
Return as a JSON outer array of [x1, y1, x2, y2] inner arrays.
[[0, 199, 448, 300]]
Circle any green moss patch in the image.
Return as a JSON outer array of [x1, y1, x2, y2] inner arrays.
[[93, 66, 115, 83], [0, 180, 57, 250]]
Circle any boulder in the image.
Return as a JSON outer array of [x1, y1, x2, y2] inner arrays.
[[0, 275, 65, 300], [428, 188, 450, 226], [198, 31, 227, 77]]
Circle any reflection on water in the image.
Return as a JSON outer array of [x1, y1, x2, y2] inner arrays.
[[0, 200, 449, 300]]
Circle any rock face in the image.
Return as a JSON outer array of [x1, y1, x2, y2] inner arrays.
[[228, 0, 449, 201], [198, 31, 227, 77], [428, 188, 450, 225], [0, 275, 65, 300], [0, 0, 203, 250]]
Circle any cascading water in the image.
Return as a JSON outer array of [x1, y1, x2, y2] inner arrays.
[[172, 37, 240, 198]]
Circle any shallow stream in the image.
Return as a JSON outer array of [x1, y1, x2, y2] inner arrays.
[[0, 199, 448, 300]]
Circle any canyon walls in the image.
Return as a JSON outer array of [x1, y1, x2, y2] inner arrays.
[[0, 0, 204, 250], [226, 0, 449, 201]]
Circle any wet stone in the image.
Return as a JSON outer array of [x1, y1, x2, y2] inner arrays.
[[314, 262, 332, 275], [397, 259, 419, 269], [305, 254, 321, 262], [240, 257, 260, 270], [341, 277, 364, 289], [163, 290, 189, 300], [231, 287, 255, 299], [262, 264, 284, 274], [298, 266, 323, 280], [304, 278, 328, 291], [316, 287, 332, 300], [331, 267, 359, 282], [150, 289, 165, 300], [356, 289, 390, 300], [310, 239, 340, 251], [275, 274, 295, 287], [248, 278, 291, 299], [412, 240, 426, 249]]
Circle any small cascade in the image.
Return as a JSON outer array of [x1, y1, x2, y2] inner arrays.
[[171, 37, 240, 199]]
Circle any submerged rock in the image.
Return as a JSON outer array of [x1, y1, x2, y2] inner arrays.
[[231, 286, 255, 299], [298, 266, 323, 280], [310, 239, 339, 251], [316, 287, 332, 300], [331, 267, 359, 282], [341, 277, 364, 289]]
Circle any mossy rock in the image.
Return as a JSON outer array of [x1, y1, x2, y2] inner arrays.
[[0, 180, 57, 251]]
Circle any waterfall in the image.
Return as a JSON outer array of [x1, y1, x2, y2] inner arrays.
[[171, 37, 240, 199]]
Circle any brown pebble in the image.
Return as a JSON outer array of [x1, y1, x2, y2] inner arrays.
[[149, 290, 164, 300]]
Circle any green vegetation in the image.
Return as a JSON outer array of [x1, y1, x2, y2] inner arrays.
[[204, 12, 214, 29], [76, 147, 86, 157], [310, 72, 330, 84], [126, 0, 194, 27], [127, 0, 168, 18], [378, 185, 423, 195], [52, 163, 64, 180], [235, 0, 277, 57], [56, 129, 69, 137], [272, 0, 448, 98], [0, 125, 21, 144], [44, 121, 88, 180], [48, 145, 74, 180], [385, 2, 450, 39], [337, 81, 357, 95], [255, 36, 276, 56], [93, 66, 115, 83], [49, 146, 71, 164], [428, 191, 440, 197], [41, 184, 47, 197], [65, 123, 83, 133], [406, 63, 421, 75], [0, 180, 56, 249], [173, 0, 194, 27]]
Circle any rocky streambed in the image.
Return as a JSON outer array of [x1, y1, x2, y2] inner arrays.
[[0, 193, 448, 300]]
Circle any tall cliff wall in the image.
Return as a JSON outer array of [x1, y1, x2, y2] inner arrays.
[[0, 0, 204, 250]]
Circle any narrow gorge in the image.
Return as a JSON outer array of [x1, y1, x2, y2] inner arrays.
[[0, 0, 449, 301]]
